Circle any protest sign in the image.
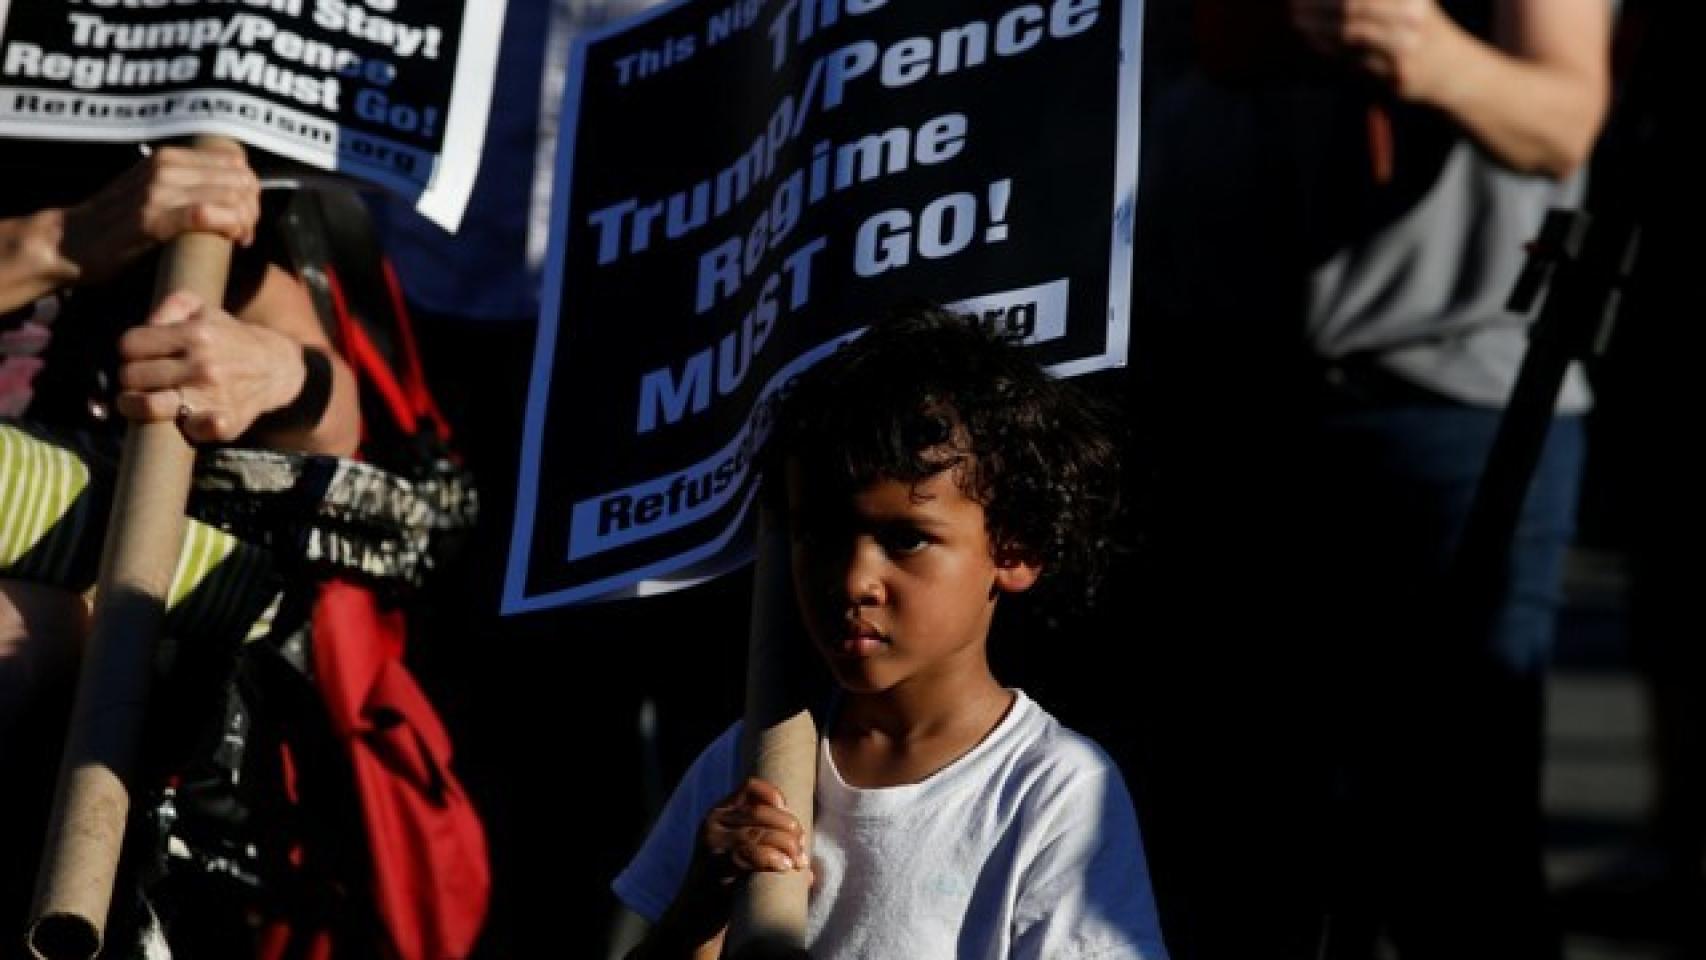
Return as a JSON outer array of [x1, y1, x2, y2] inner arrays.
[[0, 0, 503, 228], [506, 0, 1143, 613]]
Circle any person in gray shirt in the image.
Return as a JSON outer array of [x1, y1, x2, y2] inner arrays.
[[1125, 1, 1611, 956]]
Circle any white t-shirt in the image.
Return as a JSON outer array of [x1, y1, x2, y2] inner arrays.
[[613, 691, 1169, 959]]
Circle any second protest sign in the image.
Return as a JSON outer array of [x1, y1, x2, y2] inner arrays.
[[507, 0, 1143, 612]]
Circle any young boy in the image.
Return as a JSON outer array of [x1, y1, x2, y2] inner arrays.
[[613, 309, 1168, 959]]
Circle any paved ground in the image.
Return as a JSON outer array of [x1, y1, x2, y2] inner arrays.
[[1547, 550, 1699, 960]]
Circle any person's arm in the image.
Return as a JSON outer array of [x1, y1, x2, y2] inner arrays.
[[114, 270, 360, 457], [0, 144, 259, 313], [229, 262, 360, 456], [0, 210, 76, 314], [1289, 0, 1611, 178]]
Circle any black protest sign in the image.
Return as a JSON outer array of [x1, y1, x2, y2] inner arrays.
[[0, 0, 503, 228], [505, 0, 1143, 612]]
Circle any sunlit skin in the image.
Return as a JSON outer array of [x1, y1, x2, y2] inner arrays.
[[0, 141, 359, 455], [1285, 0, 1609, 178]]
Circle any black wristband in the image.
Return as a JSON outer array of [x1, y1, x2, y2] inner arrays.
[[252, 345, 333, 435]]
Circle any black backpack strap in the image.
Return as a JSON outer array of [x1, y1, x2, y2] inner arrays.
[[276, 190, 341, 350], [274, 188, 451, 463], [302, 188, 400, 369]]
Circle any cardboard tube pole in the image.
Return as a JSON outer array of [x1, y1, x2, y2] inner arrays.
[[724, 504, 816, 960], [28, 136, 238, 960]]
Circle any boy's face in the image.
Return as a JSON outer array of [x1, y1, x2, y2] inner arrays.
[[786, 460, 1040, 695]]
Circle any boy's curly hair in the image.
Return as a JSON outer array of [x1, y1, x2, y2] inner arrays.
[[768, 306, 1122, 611]]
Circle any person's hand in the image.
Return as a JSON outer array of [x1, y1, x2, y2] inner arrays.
[[629, 778, 810, 959], [1289, 0, 1460, 101], [115, 290, 307, 444], [696, 778, 810, 888], [60, 142, 259, 286]]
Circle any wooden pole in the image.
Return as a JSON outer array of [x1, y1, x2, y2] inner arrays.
[[724, 504, 816, 960], [28, 136, 238, 960]]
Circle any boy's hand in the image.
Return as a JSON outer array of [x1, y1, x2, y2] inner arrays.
[[699, 777, 809, 884], [635, 778, 810, 958]]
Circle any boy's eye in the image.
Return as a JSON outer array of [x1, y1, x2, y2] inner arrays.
[[877, 527, 930, 556]]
